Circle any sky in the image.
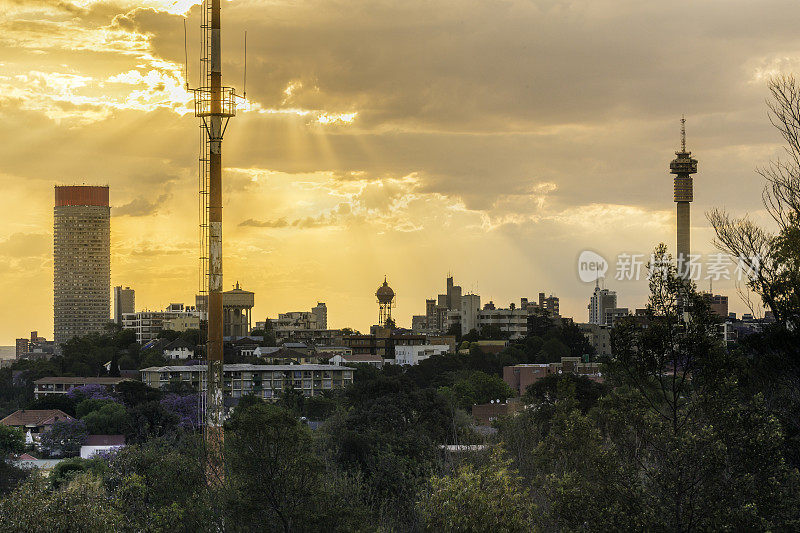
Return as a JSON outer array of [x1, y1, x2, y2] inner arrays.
[[0, 0, 797, 344]]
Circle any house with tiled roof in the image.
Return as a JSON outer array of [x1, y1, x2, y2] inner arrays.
[[80, 435, 126, 459], [0, 409, 75, 441]]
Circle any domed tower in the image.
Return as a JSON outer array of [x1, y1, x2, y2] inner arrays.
[[376, 276, 396, 327], [669, 116, 698, 275]]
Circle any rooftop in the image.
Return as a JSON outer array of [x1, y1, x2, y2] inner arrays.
[[141, 363, 348, 372], [34, 376, 129, 385], [84, 434, 126, 446], [1, 409, 74, 427]]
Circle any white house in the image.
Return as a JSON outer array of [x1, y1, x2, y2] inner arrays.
[[394, 344, 450, 366], [80, 435, 125, 459], [163, 339, 195, 360], [329, 353, 384, 368]]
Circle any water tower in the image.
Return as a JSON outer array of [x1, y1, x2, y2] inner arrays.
[[376, 277, 396, 326]]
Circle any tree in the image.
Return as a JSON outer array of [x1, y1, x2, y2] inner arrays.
[[0, 425, 27, 495], [417, 450, 533, 532], [525, 374, 605, 408], [708, 75, 800, 328], [445, 322, 462, 343], [226, 402, 368, 532], [25, 394, 77, 417], [103, 438, 212, 532], [0, 473, 123, 532], [75, 398, 117, 419], [82, 402, 130, 435], [40, 419, 88, 457], [439, 371, 516, 410], [115, 380, 162, 407], [50, 456, 107, 489], [159, 393, 200, 429], [0, 425, 24, 456], [157, 329, 181, 341], [125, 401, 180, 444]]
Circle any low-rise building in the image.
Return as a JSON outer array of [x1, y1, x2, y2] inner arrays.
[[164, 316, 201, 332], [1, 409, 75, 442], [80, 435, 126, 459], [140, 364, 354, 399], [503, 357, 603, 395], [394, 344, 450, 366], [329, 353, 384, 368], [472, 399, 523, 425], [33, 377, 130, 399], [163, 338, 196, 360]]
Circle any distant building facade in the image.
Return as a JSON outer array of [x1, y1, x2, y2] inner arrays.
[[589, 284, 617, 325], [54, 185, 110, 345], [113, 286, 135, 324], [503, 357, 603, 395], [16, 331, 55, 360], [476, 303, 528, 339], [33, 376, 130, 399], [196, 282, 255, 338], [122, 303, 199, 344], [394, 344, 450, 366], [578, 323, 612, 357], [140, 364, 354, 399]]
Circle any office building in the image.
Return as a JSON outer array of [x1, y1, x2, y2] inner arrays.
[[589, 283, 617, 325], [53, 185, 110, 344], [113, 286, 135, 324]]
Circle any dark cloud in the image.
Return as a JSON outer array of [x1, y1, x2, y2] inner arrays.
[[114, 193, 171, 217], [239, 213, 337, 229], [239, 217, 290, 228]]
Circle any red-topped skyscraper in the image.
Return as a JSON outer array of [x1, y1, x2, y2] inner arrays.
[[54, 185, 110, 345]]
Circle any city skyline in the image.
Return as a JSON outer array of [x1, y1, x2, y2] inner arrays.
[[1, 0, 791, 345]]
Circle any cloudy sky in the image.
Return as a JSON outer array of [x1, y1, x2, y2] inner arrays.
[[0, 0, 796, 344]]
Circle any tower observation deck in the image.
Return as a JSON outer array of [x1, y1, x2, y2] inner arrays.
[[669, 117, 698, 273]]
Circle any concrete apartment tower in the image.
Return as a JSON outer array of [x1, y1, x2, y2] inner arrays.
[[113, 286, 135, 324], [54, 186, 110, 345], [669, 117, 698, 272]]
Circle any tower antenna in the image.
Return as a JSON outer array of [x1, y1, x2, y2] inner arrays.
[[183, 19, 189, 90], [188, 0, 244, 485], [680, 114, 686, 152], [243, 30, 247, 97]]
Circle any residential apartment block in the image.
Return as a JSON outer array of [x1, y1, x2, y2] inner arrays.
[[122, 303, 199, 344], [140, 364, 354, 399], [33, 376, 130, 399]]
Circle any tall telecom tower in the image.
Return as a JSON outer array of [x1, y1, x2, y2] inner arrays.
[[192, 0, 239, 480], [669, 117, 698, 276]]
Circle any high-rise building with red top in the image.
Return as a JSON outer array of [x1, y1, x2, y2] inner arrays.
[[54, 185, 110, 345]]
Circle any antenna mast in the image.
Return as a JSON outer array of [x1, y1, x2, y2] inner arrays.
[[680, 114, 686, 152], [191, 0, 240, 484]]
